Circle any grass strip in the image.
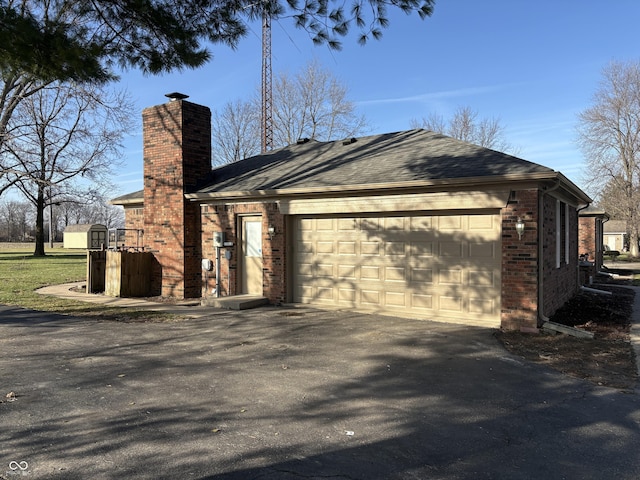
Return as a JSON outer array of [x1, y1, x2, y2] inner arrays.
[[0, 248, 177, 321]]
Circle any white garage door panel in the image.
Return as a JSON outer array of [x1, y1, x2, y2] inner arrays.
[[293, 214, 501, 327]]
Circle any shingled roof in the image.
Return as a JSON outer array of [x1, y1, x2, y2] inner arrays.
[[63, 223, 106, 233], [112, 129, 590, 206], [194, 129, 554, 195], [110, 189, 143, 205], [604, 220, 626, 233]]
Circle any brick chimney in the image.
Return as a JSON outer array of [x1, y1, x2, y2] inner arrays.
[[142, 94, 211, 298]]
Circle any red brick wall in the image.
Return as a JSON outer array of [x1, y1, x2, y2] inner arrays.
[[500, 189, 582, 331], [141, 100, 211, 298], [124, 207, 143, 231], [578, 216, 596, 261], [118, 206, 144, 248], [541, 195, 579, 318], [578, 216, 604, 270], [501, 189, 539, 331], [201, 202, 287, 303]]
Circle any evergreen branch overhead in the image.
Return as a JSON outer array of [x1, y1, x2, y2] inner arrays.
[[0, 0, 435, 82]]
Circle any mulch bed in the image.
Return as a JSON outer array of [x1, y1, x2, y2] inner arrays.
[[496, 270, 638, 391]]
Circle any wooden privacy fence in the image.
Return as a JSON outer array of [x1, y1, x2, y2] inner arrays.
[[87, 250, 153, 297], [86, 250, 107, 293]]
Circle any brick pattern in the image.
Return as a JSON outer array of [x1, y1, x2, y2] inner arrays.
[[578, 216, 595, 260], [541, 195, 579, 317], [201, 202, 287, 303], [123, 207, 144, 247], [578, 216, 604, 270], [141, 100, 211, 298], [124, 207, 143, 230], [501, 189, 539, 331]]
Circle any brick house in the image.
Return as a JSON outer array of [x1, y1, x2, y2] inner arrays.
[[578, 206, 609, 270], [112, 96, 592, 332]]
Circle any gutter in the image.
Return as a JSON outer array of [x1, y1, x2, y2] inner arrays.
[[575, 202, 592, 298], [576, 203, 598, 285], [186, 171, 589, 203]]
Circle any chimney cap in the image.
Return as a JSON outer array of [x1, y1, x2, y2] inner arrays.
[[165, 92, 189, 101]]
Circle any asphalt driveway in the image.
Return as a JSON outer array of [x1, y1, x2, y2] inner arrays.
[[1, 304, 639, 479]]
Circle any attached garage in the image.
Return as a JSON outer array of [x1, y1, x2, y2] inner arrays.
[[292, 212, 501, 327], [115, 96, 592, 331]]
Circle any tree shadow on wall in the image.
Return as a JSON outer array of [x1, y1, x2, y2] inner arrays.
[[294, 209, 506, 325]]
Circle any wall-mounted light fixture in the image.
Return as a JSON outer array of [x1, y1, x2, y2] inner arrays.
[[267, 225, 276, 240], [515, 217, 525, 240]]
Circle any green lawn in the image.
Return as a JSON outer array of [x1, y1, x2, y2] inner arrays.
[[0, 248, 88, 310], [0, 247, 173, 319]]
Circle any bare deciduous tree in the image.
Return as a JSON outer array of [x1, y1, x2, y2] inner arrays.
[[413, 111, 446, 136], [411, 106, 517, 154], [0, 199, 32, 241], [212, 99, 261, 165], [577, 60, 640, 256], [58, 191, 125, 228], [3, 82, 135, 255], [212, 60, 369, 165], [273, 60, 368, 145], [0, 73, 52, 194]]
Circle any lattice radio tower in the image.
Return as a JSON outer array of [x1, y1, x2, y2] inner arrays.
[[261, 8, 273, 153]]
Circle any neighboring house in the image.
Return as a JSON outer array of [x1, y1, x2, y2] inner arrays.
[[112, 97, 592, 332], [63, 224, 107, 250], [603, 220, 626, 252], [578, 206, 609, 270]]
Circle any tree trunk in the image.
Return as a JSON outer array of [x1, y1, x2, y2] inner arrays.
[[631, 227, 640, 257], [33, 187, 45, 256], [627, 193, 639, 257]]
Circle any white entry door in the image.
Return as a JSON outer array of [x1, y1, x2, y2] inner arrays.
[[240, 216, 263, 295]]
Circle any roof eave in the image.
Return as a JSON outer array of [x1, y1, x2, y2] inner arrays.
[[110, 197, 144, 206], [186, 171, 589, 203], [554, 172, 593, 205]]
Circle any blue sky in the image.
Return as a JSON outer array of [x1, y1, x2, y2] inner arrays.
[[115, 1, 640, 197]]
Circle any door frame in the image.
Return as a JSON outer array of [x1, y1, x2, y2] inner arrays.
[[238, 214, 264, 295]]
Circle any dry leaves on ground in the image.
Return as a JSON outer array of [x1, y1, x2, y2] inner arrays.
[[497, 278, 637, 391]]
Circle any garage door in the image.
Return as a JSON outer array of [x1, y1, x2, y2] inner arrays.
[[293, 213, 501, 327]]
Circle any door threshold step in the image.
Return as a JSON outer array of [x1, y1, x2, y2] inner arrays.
[[202, 295, 269, 310]]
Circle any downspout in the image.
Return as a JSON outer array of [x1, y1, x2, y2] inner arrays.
[[600, 216, 610, 272], [537, 179, 562, 325]]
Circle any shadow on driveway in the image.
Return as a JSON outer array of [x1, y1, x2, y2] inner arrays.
[[1, 305, 639, 479]]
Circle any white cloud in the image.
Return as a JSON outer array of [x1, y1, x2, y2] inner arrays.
[[356, 84, 515, 107]]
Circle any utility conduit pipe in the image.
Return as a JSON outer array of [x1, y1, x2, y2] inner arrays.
[[580, 286, 613, 296]]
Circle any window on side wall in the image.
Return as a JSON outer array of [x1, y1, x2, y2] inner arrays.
[[556, 200, 568, 268], [564, 203, 570, 263]]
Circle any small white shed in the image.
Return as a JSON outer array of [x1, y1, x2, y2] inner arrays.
[[63, 224, 108, 250], [603, 220, 626, 252]]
